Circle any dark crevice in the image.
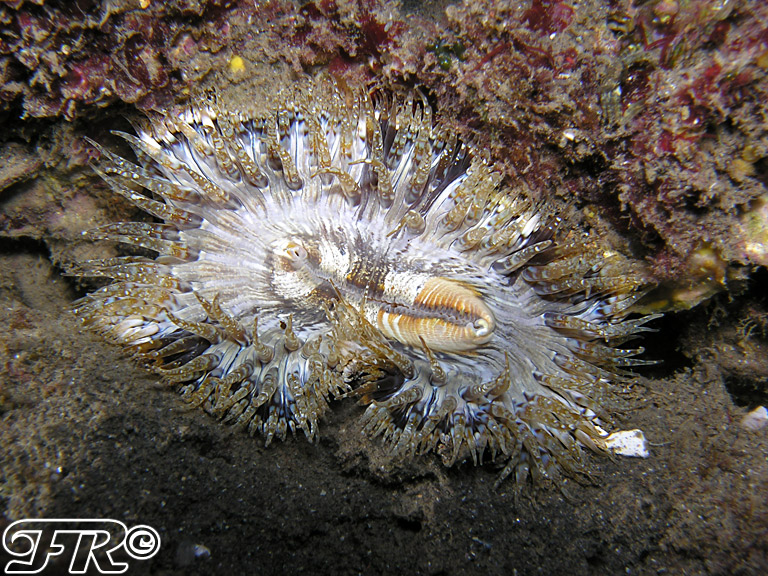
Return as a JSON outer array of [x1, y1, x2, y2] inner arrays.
[[0, 235, 50, 257], [636, 307, 696, 378]]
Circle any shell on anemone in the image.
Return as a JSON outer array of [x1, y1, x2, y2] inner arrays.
[[73, 77, 657, 488]]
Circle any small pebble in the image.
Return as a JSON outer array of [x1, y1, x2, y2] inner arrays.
[[741, 406, 768, 432]]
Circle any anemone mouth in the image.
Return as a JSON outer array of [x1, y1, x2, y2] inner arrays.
[[374, 276, 497, 355]]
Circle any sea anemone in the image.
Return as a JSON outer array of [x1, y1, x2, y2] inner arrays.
[[73, 77, 656, 487]]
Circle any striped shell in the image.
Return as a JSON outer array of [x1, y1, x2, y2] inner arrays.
[[74, 78, 656, 487]]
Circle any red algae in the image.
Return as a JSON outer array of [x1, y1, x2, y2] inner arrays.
[[378, 0, 768, 292]]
